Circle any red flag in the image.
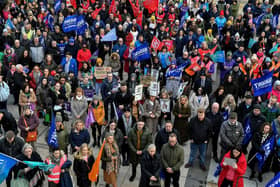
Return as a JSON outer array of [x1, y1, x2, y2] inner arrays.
[[136, 11, 143, 27], [88, 140, 105, 182], [109, 0, 117, 14], [128, 0, 139, 17], [210, 45, 217, 55], [70, 0, 77, 8], [143, 0, 158, 13], [91, 7, 102, 19], [151, 36, 161, 51], [162, 40, 173, 51]]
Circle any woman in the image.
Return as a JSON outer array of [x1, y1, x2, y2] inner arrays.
[[173, 95, 191, 142], [14, 144, 45, 187], [18, 49, 32, 69], [90, 95, 105, 147], [71, 87, 88, 122], [139, 144, 161, 187], [218, 147, 247, 187], [221, 94, 237, 120], [223, 75, 239, 101], [45, 149, 68, 187], [73, 143, 95, 187], [248, 122, 273, 182], [143, 94, 161, 134], [130, 97, 143, 121], [36, 78, 52, 118], [69, 120, 90, 153], [92, 58, 104, 95], [189, 87, 209, 118], [158, 46, 172, 70], [210, 86, 225, 106], [19, 83, 37, 114], [78, 61, 93, 81], [18, 107, 39, 148], [101, 120, 124, 151], [101, 133, 120, 187], [159, 89, 173, 128]]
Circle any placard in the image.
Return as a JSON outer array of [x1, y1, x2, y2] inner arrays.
[[84, 89, 95, 101], [160, 99, 170, 113], [135, 84, 143, 101], [151, 69, 159, 80], [140, 75, 153, 87], [94, 67, 112, 79]]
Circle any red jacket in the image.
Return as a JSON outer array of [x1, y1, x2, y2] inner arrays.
[[218, 152, 247, 187], [77, 49, 91, 70], [29, 70, 43, 90]]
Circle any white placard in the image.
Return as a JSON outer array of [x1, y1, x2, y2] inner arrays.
[[135, 84, 143, 101], [160, 99, 170, 113]]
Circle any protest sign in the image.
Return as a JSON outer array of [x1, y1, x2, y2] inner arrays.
[[62, 15, 77, 32], [251, 72, 273, 96], [160, 99, 170, 113], [135, 84, 143, 101], [94, 67, 112, 79]]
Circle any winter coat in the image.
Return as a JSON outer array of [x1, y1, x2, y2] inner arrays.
[[36, 84, 52, 110], [60, 160, 73, 187], [139, 151, 161, 187], [30, 44, 45, 64], [243, 112, 266, 135], [155, 128, 181, 153], [61, 57, 78, 76], [189, 116, 212, 144], [19, 90, 37, 113], [128, 126, 152, 164], [0, 136, 24, 157], [0, 109, 18, 133], [109, 52, 121, 73], [40, 61, 57, 72], [219, 120, 244, 149], [73, 154, 94, 187], [237, 101, 253, 124], [28, 70, 43, 90], [160, 142, 184, 171], [77, 49, 91, 69], [101, 126, 124, 150], [189, 93, 209, 118], [69, 128, 90, 150], [206, 111, 224, 134], [173, 102, 191, 142], [115, 90, 132, 109], [193, 78, 212, 96], [71, 96, 88, 122], [18, 114, 40, 140], [101, 77, 119, 101], [142, 99, 161, 134], [0, 81, 9, 102], [118, 114, 136, 136]]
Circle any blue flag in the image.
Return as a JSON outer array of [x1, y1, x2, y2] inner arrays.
[[47, 113, 58, 149], [165, 62, 188, 78], [54, 0, 61, 13], [132, 44, 151, 61], [242, 118, 252, 145], [62, 15, 77, 33], [254, 13, 265, 28], [269, 44, 279, 54], [211, 50, 225, 63], [266, 172, 280, 187], [272, 15, 279, 29], [251, 72, 273, 96], [0, 153, 18, 184], [248, 38, 257, 49], [5, 19, 15, 30], [76, 15, 88, 35], [272, 120, 278, 136], [44, 13, 54, 31], [222, 110, 229, 121], [256, 136, 275, 171], [23, 161, 55, 172], [101, 28, 117, 42]]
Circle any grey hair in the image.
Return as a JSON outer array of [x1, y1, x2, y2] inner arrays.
[[15, 64, 23, 70], [22, 143, 33, 153], [147, 144, 156, 151]]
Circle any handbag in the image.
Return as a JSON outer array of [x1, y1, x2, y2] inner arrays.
[[23, 117, 37, 142], [149, 179, 161, 187]]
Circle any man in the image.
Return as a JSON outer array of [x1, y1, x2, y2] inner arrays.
[[261, 95, 280, 123], [206, 103, 224, 163], [0, 110, 18, 135], [0, 75, 10, 110], [115, 81, 132, 113], [219, 112, 244, 160], [14, 39, 24, 62], [14, 64, 28, 105], [61, 52, 78, 76], [28, 65, 42, 90], [118, 108, 136, 166], [29, 37, 45, 66], [161, 133, 184, 187], [0, 131, 25, 187], [128, 119, 152, 181], [237, 94, 254, 122], [155, 121, 181, 153], [193, 70, 212, 96], [185, 108, 211, 171]]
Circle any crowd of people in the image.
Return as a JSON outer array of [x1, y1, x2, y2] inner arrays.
[[0, 0, 280, 186]]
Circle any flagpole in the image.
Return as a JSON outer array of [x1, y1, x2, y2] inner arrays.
[[0, 153, 26, 165]]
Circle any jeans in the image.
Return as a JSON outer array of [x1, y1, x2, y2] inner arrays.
[[95, 82, 102, 96], [164, 170, 180, 187], [188, 142, 207, 166]]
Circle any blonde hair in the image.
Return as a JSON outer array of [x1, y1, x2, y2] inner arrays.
[[221, 94, 236, 111], [74, 143, 93, 159]]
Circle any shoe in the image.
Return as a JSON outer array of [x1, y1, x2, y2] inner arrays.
[[249, 172, 255, 180], [200, 164, 207, 171], [123, 160, 129, 166], [184, 163, 192, 168], [258, 174, 263, 182], [129, 175, 135, 182], [213, 156, 219, 163]]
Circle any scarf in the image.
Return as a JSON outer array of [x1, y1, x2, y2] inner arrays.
[[136, 130, 143, 150], [122, 114, 132, 135], [104, 142, 119, 174]]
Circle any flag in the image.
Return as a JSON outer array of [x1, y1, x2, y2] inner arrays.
[[222, 109, 229, 120], [210, 45, 218, 55], [256, 136, 275, 171], [254, 13, 265, 28], [266, 172, 280, 187], [242, 117, 252, 145], [76, 15, 88, 35], [5, 19, 15, 30], [91, 7, 102, 19], [214, 164, 222, 177], [269, 44, 279, 54], [90, 49, 99, 62], [54, 0, 61, 13], [44, 13, 54, 31], [151, 36, 161, 51], [272, 14, 279, 29], [62, 15, 77, 33], [128, 0, 139, 17], [109, 0, 117, 14], [251, 71, 273, 96], [0, 153, 18, 184], [165, 63, 188, 78], [47, 112, 58, 149], [210, 50, 225, 63], [101, 28, 117, 42], [89, 140, 105, 182], [85, 108, 95, 129], [132, 44, 151, 61], [272, 120, 278, 135], [136, 11, 143, 27], [160, 40, 173, 51], [248, 38, 257, 49], [143, 0, 159, 13], [23, 161, 55, 172]]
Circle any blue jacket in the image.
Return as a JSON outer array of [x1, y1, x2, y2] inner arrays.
[[112, 44, 127, 60], [61, 57, 78, 76], [158, 52, 172, 69], [215, 16, 227, 29], [69, 128, 90, 149], [0, 82, 10, 102]]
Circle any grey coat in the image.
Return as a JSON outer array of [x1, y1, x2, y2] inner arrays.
[[142, 99, 161, 134], [71, 97, 88, 122], [30, 44, 44, 64]]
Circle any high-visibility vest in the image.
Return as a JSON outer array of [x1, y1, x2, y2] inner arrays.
[[273, 60, 280, 78], [46, 155, 67, 184], [168, 13, 175, 23], [156, 12, 165, 24]]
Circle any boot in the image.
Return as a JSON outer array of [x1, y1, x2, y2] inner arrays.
[[129, 165, 136, 182], [97, 136, 101, 147], [258, 173, 263, 182], [249, 171, 255, 180]]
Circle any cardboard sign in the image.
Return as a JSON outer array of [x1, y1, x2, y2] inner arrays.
[[140, 75, 153, 87], [149, 81, 160, 96], [160, 99, 170, 113], [135, 84, 143, 101], [94, 67, 112, 79]]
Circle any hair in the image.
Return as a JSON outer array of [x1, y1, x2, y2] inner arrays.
[[15, 64, 23, 71], [74, 120, 85, 129], [22, 83, 30, 92], [230, 146, 242, 161], [22, 143, 33, 153], [221, 94, 236, 111], [195, 87, 206, 96], [6, 130, 15, 140], [165, 120, 173, 126], [178, 95, 189, 109], [147, 144, 156, 151], [74, 87, 84, 97], [169, 133, 177, 139], [74, 143, 93, 159], [260, 122, 272, 133]]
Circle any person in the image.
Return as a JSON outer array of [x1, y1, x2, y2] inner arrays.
[[0, 109, 18, 134], [101, 133, 120, 187], [206, 102, 224, 163], [0, 75, 10, 110], [61, 52, 78, 76], [237, 94, 254, 123], [18, 107, 39, 149], [142, 93, 161, 134], [128, 119, 152, 182], [172, 95, 191, 142], [90, 95, 105, 147], [19, 83, 37, 114], [45, 149, 67, 187], [139, 144, 161, 187], [161, 133, 184, 187], [14, 144, 45, 187], [159, 89, 173, 128], [261, 95, 280, 123], [115, 81, 132, 115], [248, 122, 273, 182], [185, 108, 212, 170], [69, 120, 90, 153], [218, 146, 247, 187], [155, 121, 181, 153], [219, 112, 244, 161], [13, 64, 28, 105], [73, 143, 95, 187], [70, 87, 88, 122], [0, 131, 24, 187], [193, 70, 212, 96], [189, 87, 209, 118]]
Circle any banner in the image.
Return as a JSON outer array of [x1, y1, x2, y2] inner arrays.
[[89, 140, 105, 182], [151, 36, 161, 51], [76, 15, 87, 35], [149, 81, 160, 96], [109, 0, 117, 14], [132, 44, 151, 61], [242, 117, 252, 145], [165, 62, 188, 78], [84, 89, 95, 101], [94, 67, 112, 79], [62, 15, 77, 32], [266, 172, 280, 187], [143, 0, 159, 13], [135, 84, 143, 101], [54, 0, 61, 13], [251, 72, 273, 96], [211, 50, 225, 63], [0, 153, 18, 184], [23, 161, 55, 172], [128, 0, 139, 17], [101, 28, 117, 42], [256, 136, 275, 171], [47, 112, 58, 149], [160, 40, 173, 51]]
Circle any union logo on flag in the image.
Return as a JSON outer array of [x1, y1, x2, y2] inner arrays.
[[151, 36, 161, 50]]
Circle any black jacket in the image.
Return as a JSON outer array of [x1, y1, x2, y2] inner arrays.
[[155, 128, 181, 153], [193, 78, 212, 96], [0, 110, 18, 134], [0, 136, 24, 157], [189, 116, 212, 144], [115, 90, 132, 108], [251, 131, 273, 154], [73, 155, 95, 187], [118, 115, 136, 136], [206, 111, 224, 134], [237, 101, 254, 123], [243, 112, 266, 134]]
